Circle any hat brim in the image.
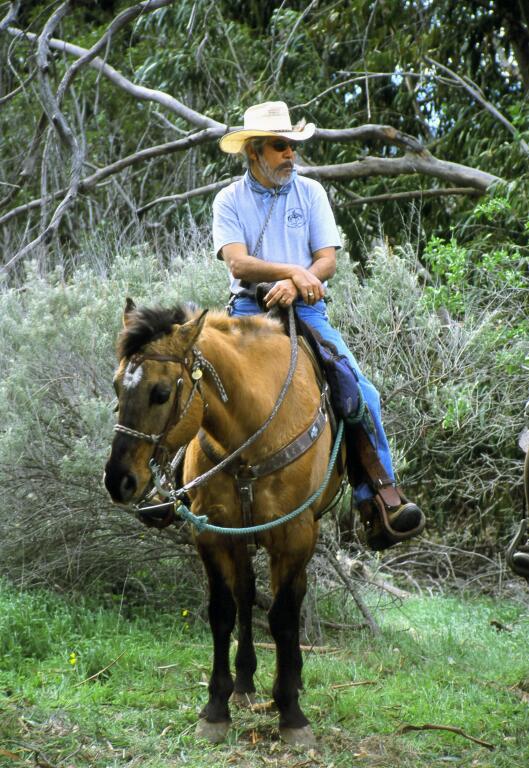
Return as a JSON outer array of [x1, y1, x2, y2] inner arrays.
[[219, 124, 316, 154]]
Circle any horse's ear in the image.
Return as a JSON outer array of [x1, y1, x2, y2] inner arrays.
[[178, 309, 208, 350], [123, 297, 136, 326]]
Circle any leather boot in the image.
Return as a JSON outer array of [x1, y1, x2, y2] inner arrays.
[[359, 490, 425, 551]]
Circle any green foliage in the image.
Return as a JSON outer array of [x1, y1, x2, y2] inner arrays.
[[328, 238, 527, 542], [422, 236, 470, 313], [1, 580, 528, 767]]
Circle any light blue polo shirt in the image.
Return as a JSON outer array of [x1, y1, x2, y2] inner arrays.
[[212, 169, 342, 295]]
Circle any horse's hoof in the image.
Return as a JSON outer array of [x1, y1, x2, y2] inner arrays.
[[195, 718, 230, 743], [231, 691, 257, 708], [280, 724, 317, 747]]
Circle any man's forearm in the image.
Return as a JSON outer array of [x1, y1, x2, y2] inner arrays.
[[308, 255, 336, 283], [225, 252, 300, 283]]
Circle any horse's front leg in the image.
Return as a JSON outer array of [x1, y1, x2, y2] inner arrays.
[[196, 541, 236, 743], [268, 547, 317, 747], [232, 551, 257, 705]]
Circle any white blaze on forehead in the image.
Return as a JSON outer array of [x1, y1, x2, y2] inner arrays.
[[123, 362, 144, 389]]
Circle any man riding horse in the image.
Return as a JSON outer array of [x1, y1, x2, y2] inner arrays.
[[213, 101, 425, 550]]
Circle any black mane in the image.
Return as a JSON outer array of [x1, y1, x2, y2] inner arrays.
[[118, 304, 190, 358]]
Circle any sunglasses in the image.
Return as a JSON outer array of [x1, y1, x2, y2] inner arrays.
[[268, 139, 298, 153]]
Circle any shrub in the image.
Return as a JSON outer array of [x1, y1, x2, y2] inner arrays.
[[0, 221, 526, 597], [329, 238, 527, 548], [0, 221, 225, 598]]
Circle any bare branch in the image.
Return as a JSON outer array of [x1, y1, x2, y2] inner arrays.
[[37, 2, 75, 148], [293, 71, 425, 110], [1, 1, 86, 272], [0, 146, 497, 229], [343, 186, 483, 207], [395, 722, 495, 751], [137, 177, 241, 215], [425, 55, 529, 157], [55, 0, 176, 107], [298, 153, 499, 191], [6, 24, 226, 130], [80, 130, 221, 189], [0, 67, 36, 105], [0, 0, 20, 31], [315, 125, 425, 153], [0, 130, 218, 228], [272, 0, 318, 87], [317, 543, 381, 636]]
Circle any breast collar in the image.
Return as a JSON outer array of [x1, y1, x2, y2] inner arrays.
[[245, 169, 297, 199]]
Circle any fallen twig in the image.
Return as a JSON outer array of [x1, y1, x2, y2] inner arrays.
[[236, 640, 340, 654], [395, 722, 495, 751], [73, 650, 126, 687], [331, 680, 377, 690]]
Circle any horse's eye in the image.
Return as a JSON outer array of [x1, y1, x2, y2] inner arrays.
[[150, 384, 172, 405]]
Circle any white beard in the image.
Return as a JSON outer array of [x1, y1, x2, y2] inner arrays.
[[257, 155, 294, 186]]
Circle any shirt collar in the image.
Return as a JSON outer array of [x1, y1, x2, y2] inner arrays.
[[245, 168, 297, 197]]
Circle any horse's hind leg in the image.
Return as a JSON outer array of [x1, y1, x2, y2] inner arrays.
[[232, 553, 257, 706], [196, 545, 236, 743], [268, 553, 317, 746]]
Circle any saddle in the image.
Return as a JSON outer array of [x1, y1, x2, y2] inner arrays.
[[255, 283, 425, 549]]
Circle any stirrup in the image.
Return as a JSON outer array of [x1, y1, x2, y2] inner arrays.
[[361, 490, 425, 551], [506, 519, 529, 580], [373, 493, 425, 542]]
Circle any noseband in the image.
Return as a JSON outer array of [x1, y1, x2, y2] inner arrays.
[[113, 346, 228, 448]]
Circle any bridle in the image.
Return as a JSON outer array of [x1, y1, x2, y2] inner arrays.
[[113, 346, 228, 452], [112, 307, 300, 515]]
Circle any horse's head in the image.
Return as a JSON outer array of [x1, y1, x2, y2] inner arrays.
[[104, 299, 208, 505]]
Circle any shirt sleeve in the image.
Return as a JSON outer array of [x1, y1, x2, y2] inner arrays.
[[212, 189, 246, 259], [308, 183, 342, 253]]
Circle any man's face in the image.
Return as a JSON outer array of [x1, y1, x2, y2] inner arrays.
[[252, 138, 297, 186]]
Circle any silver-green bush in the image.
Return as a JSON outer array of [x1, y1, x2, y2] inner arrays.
[[0, 223, 526, 594]]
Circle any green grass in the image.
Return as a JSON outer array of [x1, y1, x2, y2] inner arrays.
[[1, 582, 528, 767]]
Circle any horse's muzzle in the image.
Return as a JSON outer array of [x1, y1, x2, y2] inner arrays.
[[104, 459, 138, 504]]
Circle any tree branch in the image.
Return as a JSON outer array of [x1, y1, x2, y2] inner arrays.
[[55, 0, 176, 107], [343, 186, 483, 207], [317, 543, 381, 636], [0, 130, 218, 228], [6, 25, 226, 131], [298, 152, 499, 191], [0, 148, 498, 231], [2, 1, 86, 272], [136, 177, 241, 214], [425, 55, 529, 157], [0, 0, 20, 31], [315, 125, 425, 153]]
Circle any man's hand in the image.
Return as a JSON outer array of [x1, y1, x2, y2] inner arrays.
[[264, 278, 298, 308], [290, 267, 325, 304]]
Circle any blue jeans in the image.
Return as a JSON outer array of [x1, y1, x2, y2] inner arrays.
[[230, 296, 395, 503]]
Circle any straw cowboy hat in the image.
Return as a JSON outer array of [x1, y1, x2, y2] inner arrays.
[[219, 101, 316, 154]]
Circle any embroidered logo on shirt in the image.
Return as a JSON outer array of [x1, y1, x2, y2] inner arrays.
[[286, 208, 305, 228]]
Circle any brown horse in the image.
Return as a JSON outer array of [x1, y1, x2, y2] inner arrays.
[[104, 300, 344, 746]]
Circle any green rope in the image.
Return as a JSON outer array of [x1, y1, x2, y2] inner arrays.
[[174, 420, 344, 535]]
